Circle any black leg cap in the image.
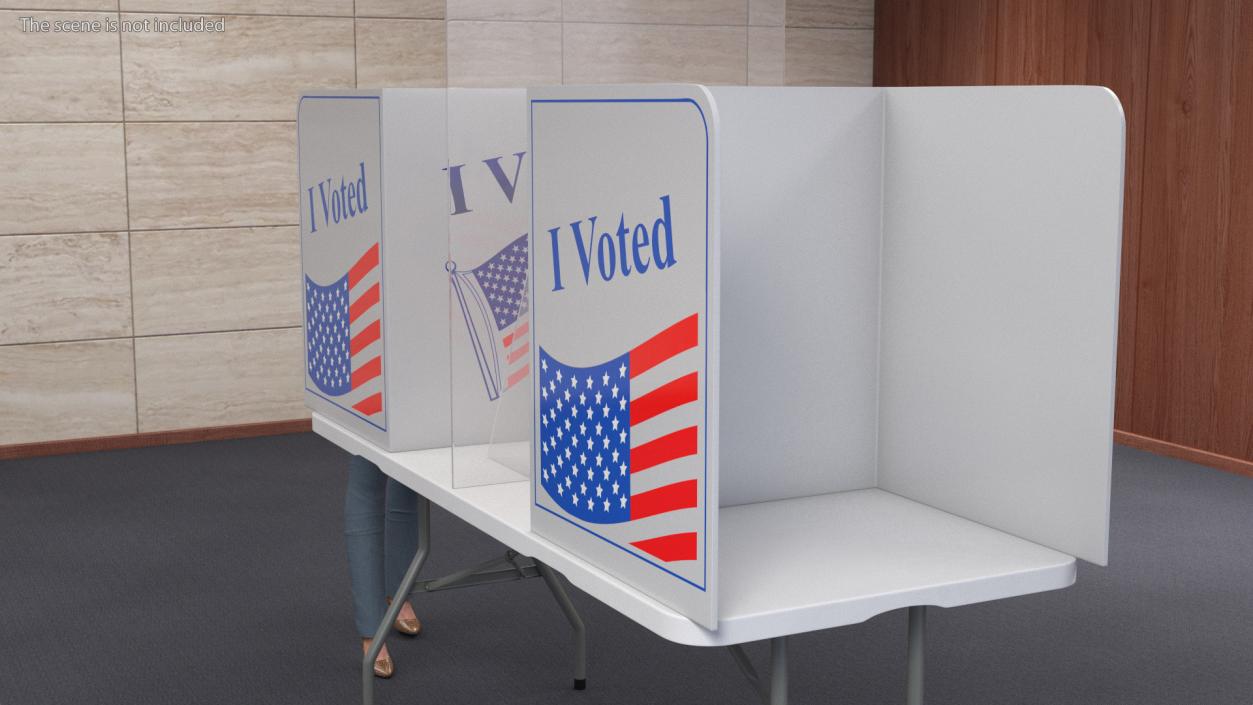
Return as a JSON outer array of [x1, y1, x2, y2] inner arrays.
[[574, 679, 587, 691]]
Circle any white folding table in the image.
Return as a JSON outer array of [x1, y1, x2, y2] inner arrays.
[[317, 413, 1077, 705]]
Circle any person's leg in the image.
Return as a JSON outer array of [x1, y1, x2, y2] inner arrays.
[[344, 455, 387, 638], [383, 477, 420, 632], [383, 477, 419, 596]]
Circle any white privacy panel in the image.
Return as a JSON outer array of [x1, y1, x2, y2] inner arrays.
[[529, 84, 719, 629], [707, 87, 883, 507], [299, 91, 452, 452], [876, 86, 1123, 565]]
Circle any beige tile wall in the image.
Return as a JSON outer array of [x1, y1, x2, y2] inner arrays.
[[0, 0, 873, 446]]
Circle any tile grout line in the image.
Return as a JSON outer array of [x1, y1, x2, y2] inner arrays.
[[0, 8, 869, 28], [439, 16, 871, 29], [352, 0, 358, 88], [0, 119, 299, 125], [0, 223, 299, 239], [0, 326, 304, 350], [1, 8, 439, 21], [114, 2, 141, 435]]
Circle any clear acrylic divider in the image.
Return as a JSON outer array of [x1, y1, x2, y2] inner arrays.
[[447, 87, 532, 488]]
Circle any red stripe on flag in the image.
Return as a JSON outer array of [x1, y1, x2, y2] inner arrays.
[[506, 342, 530, 365], [630, 426, 697, 474], [351, 356, 381, 388], [348, 243, 379, 289], [349, 320, 380, 356], [505, 363, 530, 390], [349, 283, 380, 323], [352, 393, 383, 416], [630, 372, 698, 426], [631, 532, 698, 562], [503, 321, 529, 347], [630, 480, 698, 521], [629, 314, 698, 379]]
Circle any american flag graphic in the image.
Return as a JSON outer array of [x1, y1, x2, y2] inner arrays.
[[538, 314, 701, 563], [449, 234, 529, 401], [305, 243, 384, 418]]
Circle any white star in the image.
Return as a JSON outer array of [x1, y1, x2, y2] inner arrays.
[[619, 462, 627, 475], [541, 358, 548, 371], [557, 484, 564, 495], [602, 468, 610, 481], [570, 374, 578, 388], [586, 377, 593, 390], [594, 422, 602, 436], [618, 363, 626, 377], [595, 484, 603, 497], [556, 370, 563, 383], [595, 454, 603, 467], [587, 497, 594, 511], [579, 482, 587, 496], [602, 499, 610, 511], [619, 495, 627, 508], [611, 449, 619, 462]]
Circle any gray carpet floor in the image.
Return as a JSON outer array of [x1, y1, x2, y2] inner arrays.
[[1, 434, 1251, 705]]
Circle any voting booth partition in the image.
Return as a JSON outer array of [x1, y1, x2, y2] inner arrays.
[[302, 84, 1124, 705], [298, 89, 532, 488], [528, 84, 1122, 630]]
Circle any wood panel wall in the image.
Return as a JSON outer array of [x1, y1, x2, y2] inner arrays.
[[874, 0, 1253, 474]]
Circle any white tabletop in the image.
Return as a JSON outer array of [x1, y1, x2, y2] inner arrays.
[[315, 414, 1076, 647]]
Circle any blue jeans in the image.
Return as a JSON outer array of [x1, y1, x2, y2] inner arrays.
[[344, 455, 419, 638]]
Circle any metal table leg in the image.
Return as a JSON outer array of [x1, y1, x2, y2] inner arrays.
[[363, 496, 432, 705], [536, 560, 588, 690], [907, 606, 926, 705], [770, 636, 788, 705]]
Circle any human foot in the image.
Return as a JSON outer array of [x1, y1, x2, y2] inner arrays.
[[362, 639, 393, 679], [386, 596, 422, 636]]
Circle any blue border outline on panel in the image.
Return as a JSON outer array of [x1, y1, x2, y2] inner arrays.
[[529, 96, 710, 592], [298, 95, 388, 433]]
